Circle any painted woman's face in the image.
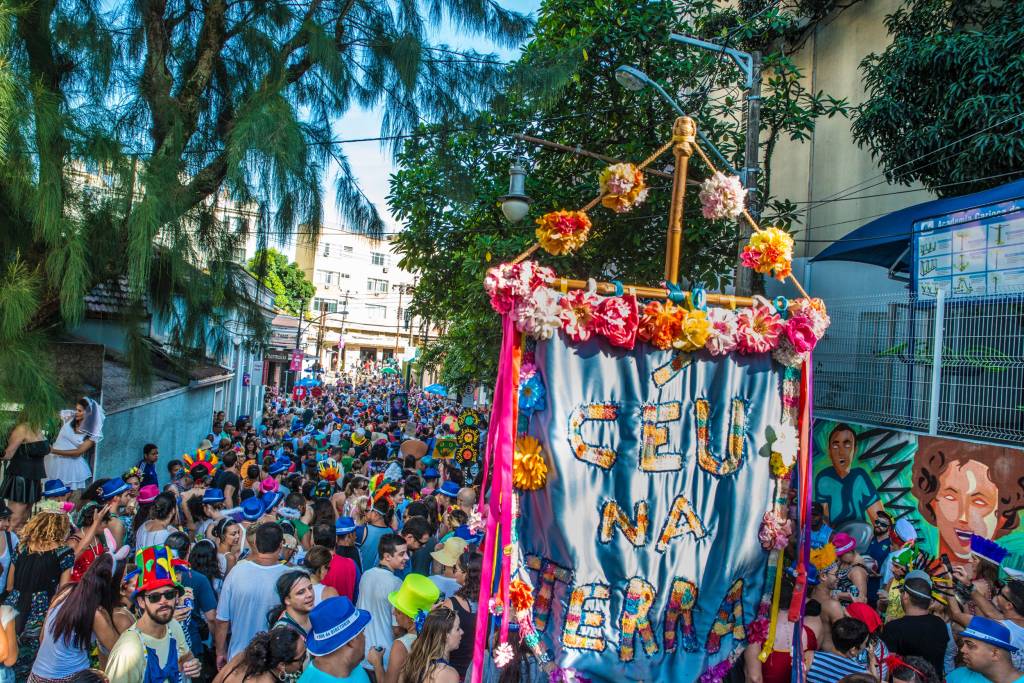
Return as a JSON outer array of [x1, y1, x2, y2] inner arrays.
[[931, 460, 1001, 558]]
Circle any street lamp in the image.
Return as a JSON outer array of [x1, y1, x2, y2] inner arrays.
[[614, 64, 738, 176], [499, 160, 532, 223]]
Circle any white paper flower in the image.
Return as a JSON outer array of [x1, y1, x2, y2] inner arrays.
[[771, 336, 807, 368], [514, 287, 562, 340], [771, 423, 800, 467], [699, 172, 746, 221], [494, 642, 515, 668], [705, 307, 739, 356]]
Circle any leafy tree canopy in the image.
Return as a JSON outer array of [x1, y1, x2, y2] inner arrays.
[[0, 0, 531, 425], [247, 248, 315, 317], [852, 0, 1024, 195], [390, 0, 847, 390]]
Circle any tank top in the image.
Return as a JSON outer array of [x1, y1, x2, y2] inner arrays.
[[447, 595, 476, 679], [313, 582, 326, 605], [29, 600, 91, 678]]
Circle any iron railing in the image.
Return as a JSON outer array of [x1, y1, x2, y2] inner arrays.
[[813, 289, 1024, 446]]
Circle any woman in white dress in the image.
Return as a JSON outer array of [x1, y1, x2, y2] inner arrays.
[[45, 397, 104, 491]]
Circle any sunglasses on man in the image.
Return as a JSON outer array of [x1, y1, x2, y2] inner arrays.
[[145, 589, 181, 604]]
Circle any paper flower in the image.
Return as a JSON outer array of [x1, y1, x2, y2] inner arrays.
[[513, 435, 548, 491], [510, 578, 535, 614], [514, 286, 562, 340], [759, 510, 793, 550], [785, 314, 819, 353], [699, 659, 734, 683], [484, 261, 556, 314], [673, 309, 711, 352], [772, 337, 806, 368], [746, 616, 771, 645], [468, 509, 486, 535], [741, 227, 794, 280], [519, 375, 547, 416], [558, 289, 600, 343], [735, 305, 783, 354], [593, 295, 639, 349], [705, 307, 739, 356], [771, 423, 799, 468], [536, 210, 592, 255], [810, 543, 838, 572], [638, 300, 684, 350], [789, 297, 831, 337], [494, 642, 515, 668], [488, 597, 503, 615], [519, 354, 538, 381], [699, 172, 746, 220], [599, 163, 649, 213]]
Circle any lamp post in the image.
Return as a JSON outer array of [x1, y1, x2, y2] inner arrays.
[[499, 159, 532, 223]]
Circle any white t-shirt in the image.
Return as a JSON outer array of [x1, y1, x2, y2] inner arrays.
[[135, 523, 177, 550], [1002, 620, 1024, 671], [216, 560, 292, 660], [356, 567, 401, 669], [105, 619, 190, 683]]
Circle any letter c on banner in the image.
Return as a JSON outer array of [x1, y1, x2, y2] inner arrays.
[[568, 403, 619, 470]]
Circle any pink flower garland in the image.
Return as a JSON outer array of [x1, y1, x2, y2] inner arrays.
[[593, 295, 639, 349], [705, 308, 739, 356], [559, 290, 601, 342], [735, 305, 783, 354], [758, 509, 792, 550]]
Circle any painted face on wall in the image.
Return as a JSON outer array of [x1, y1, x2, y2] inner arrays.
[[828, 429, 856, 478], [931, 460, 1001, 558]]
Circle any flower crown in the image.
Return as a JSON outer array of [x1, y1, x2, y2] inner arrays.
[[123, 466, 141, 480]]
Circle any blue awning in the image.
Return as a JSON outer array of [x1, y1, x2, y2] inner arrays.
[[811, 178, 1024, 271]]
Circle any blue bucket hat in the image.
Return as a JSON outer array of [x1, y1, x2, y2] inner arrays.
[[241, 497, 265, 522], [335, 516, 357, 536], [100, 477, 131, 501], [423, 467, 440, 480], [437, 481, 460, 499], [43, 479, 71, 498], [203, 488, 226, 505], [268, 459, 291, 476], [453, 525, 482, 545], [961, 616, 1018, 652], [306, 597, 372, 657], [262, 490, 284, 512]]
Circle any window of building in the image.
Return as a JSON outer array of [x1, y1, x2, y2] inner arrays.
[[230, 246, 247, 263], [339, 272, 350, 279], [403, 308, 413, 329], [312, 298, 339, 313], [367, 278, 388, 293], [371, 252, 386, 266], [343, 245, 354, 254], [366, 304, 387, 319], [322, 242, 331, 257]]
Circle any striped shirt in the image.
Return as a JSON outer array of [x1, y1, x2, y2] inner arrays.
[[806, 651, 869, 683]]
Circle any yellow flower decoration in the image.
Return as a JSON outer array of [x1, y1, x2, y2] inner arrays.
[[741, 227, 794, 280], [535, 210, 592, 256], [672, 309, 711, 352], [598, 163, 649, 213], [769, 451, 791, 478], [810, 543, 837, 571], [513, 435, 548, 491]]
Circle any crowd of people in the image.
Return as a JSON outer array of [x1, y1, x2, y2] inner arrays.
[[742, 500, 1024, 683], [0, 376, 499, 683]]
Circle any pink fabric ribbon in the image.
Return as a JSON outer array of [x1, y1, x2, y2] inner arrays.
[[472, 315, 521, 682]]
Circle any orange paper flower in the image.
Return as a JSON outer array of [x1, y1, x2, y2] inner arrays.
[[637, 301, 684, 350], [510, 578, 534, 614], [535, 210, 592, 256]]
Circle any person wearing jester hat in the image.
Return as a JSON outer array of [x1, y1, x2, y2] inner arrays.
[[105, 545, 201, 683]]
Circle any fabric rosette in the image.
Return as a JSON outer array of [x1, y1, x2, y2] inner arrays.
[[509, 578, 535, 614], [758, 509, 793, 550], [637, 300, 684, 350], [558, 289, 600, 343], [593, 294, 639, 349], [735, 304, 783, 354], [672, 308, 711, 352], [704, 307, 739, 356], [518, 374, 546, 417], [513, 435, 548, 491], [598, 163, 649, 213], [514, 286, 562, 340], [699, 172, 746, 221], [788, 297, 831, 338], [536, 210, 592, 256], [484, 260, 556, 314], [741, 227, 794, 280], [494, 642, 514, 668]]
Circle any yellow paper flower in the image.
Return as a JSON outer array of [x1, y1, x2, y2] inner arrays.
[[672, 309, 711, 352], [810, 543, 837, 571], [741, 227, 794, 280], [513, 435, 548, 490], [598, 163, 649, 213], [535, 210, 592, 256]]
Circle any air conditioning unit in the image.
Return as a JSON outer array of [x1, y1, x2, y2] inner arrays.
[[382, 267, 389, 273]]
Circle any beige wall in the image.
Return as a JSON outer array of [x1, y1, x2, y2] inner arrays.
[[769, 0, 933, 259]]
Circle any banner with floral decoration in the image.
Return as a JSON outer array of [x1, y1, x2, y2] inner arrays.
[[474, 261, 829, 682]]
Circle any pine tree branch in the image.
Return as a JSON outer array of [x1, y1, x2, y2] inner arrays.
[[176, 0, 228, 130], [139, 0, 177, 148]]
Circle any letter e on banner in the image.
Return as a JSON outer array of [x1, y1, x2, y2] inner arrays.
[[639, 401, 683, 472], [562, 583, 610, 652]]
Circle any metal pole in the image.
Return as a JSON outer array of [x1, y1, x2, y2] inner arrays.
[[734, 50, 762, 297], [394, 285, 404, 352], [293, 298, 306, 391], [928, 289, 946, 435]]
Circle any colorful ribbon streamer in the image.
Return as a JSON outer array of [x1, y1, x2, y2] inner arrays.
[[789, 355, 814, 682]]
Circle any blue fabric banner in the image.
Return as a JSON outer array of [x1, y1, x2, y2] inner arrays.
[[517, 334, 785, 681]]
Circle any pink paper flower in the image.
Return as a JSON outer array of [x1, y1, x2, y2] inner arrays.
[[785, 314, 819, 353], [520, 352, 538, 381], [558, 290, 601, 343], [593, 295, 639, 349], [483, 263, 518, 314], [788, 298, 831, 338], [484, 261, 556, 315], [705, 307, 739, 356], [514, 287, 562, 340], [758, 509, 793, 551], [772, 337, 806, 368], [699, 172, 746, 221], [735, 305, 783, 354]]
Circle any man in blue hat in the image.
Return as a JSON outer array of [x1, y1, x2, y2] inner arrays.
[[196, 488, 226, 538], [42, 479, 72, 500], [99, 477, 132, 545], [948, 616, 1024, 682], [436, 480, 460, 508], [299, 596, 372, 682], [421, 466, 440, 494]]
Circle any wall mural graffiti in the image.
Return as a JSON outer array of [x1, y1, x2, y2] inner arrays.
[[813, 420, 1024, 569]]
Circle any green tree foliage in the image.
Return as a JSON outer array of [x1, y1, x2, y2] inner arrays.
[[390, 0, 847, 390], [0, 0, 530, 425], [247, 248, 315, 317], [852, 0, 1024, 195]]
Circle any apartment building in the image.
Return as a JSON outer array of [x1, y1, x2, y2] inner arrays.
[[294, 230, 432, 374]]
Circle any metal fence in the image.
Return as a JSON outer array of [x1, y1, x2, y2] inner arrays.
[[813, 288, 1024, 446]]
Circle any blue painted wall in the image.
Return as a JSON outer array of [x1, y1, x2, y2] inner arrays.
[[97, 384, 220, 484]]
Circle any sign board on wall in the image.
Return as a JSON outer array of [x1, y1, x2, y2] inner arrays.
[[914, 198, 1024, 297], [289, 350, 303, 371]]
